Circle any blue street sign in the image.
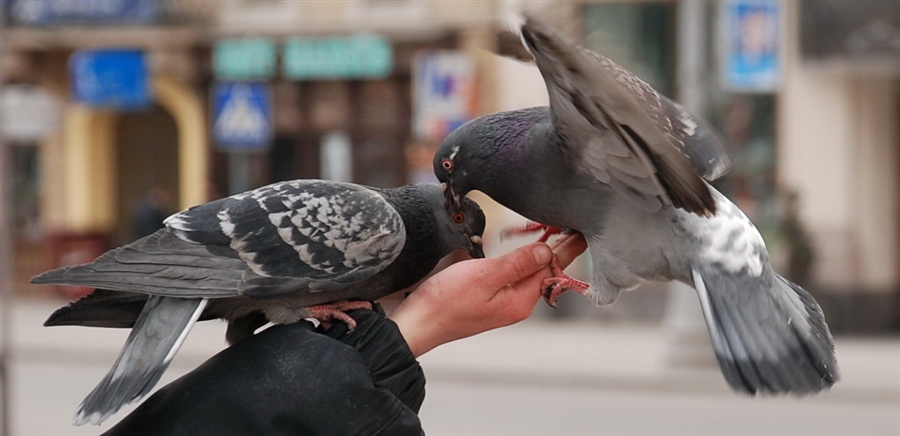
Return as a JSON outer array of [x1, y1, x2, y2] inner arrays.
[[69, 49, 151, 110], [211, 82, 273, 150]]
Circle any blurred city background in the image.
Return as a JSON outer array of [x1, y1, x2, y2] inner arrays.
[[0, 0, 898, 435]]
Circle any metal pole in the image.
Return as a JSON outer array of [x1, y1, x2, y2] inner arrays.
[[0, 12, 11, 431], [227, 149, 254, 195], [664, 0, 717, 368], [0, 93, 11, 436], [676, 0, 708, 115]]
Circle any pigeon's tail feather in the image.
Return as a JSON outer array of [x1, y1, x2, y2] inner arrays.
[[75, 296, 207, 425], [44, 289, 148, 328], [691, 268, 838, 395]]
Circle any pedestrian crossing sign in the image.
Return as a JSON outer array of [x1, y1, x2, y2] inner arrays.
[[212, 82, 272, 150]]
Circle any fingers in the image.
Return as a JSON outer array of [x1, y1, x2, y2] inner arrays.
[[550, 233, 588, 269], [482, 242, 553, 289], [479, 235, 585, 290]]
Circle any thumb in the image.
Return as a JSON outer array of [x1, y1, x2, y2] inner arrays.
[[483, 242, 553, 289]]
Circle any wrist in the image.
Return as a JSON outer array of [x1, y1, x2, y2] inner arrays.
[[388, 293, 442, 358]]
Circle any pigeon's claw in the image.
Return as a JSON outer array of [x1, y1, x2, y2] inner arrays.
[[541, 275, 591, 308], [500, 222, 565, 243], [307, 300, 373, 331], [540, 254, 590, 308]]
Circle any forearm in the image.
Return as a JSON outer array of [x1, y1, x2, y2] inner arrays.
[[388, 292, 446, 357]]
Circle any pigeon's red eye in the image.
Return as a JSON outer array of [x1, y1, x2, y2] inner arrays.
[[452, 213, 465, 223], [441, 159, 453, 171]]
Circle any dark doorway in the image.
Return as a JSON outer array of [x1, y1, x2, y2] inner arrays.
[[115, 104, 179, 246]]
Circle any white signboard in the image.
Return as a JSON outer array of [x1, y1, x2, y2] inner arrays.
[[413, 52, 477, 142], [1, 85, 63, 141]]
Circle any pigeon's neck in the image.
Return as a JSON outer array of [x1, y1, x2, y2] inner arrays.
[[472, 110, 595, 229], [476, 109, 556, 205], [380, 187, 447, 287], [488, 107, 550, 158]]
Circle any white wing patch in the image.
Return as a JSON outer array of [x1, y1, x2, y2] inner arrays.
[[700, 190, 766, 277]]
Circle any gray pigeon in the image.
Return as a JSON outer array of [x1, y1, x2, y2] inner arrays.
[[33, 179, 485, 425], [435, 19, 837, 395]]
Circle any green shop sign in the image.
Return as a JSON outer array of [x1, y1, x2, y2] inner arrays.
[[283, 35, 393, 79], [213, 38, 277, 80]]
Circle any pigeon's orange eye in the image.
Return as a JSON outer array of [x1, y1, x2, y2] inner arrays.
[[452, 213, 465, 223], [441, 159, 453, 171]]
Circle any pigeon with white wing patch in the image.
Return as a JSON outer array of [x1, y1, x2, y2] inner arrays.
[[436, 18, 837, 395]]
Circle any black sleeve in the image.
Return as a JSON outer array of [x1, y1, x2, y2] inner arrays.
[[102, 309, 425, 436], [319, 308, 426, 414]]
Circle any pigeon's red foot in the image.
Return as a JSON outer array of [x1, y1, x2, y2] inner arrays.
[[307, 300, 373, 331], [501, 221, 565, 243], [541, 254, 590, 308]]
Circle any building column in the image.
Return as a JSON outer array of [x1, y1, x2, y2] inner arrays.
[[61, 105, 118, 233], [852, 77, 900, 292], [778, 0, 858, 290], [152, 75, 209, 209]]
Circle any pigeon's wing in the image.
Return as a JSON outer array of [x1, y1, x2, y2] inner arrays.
[[520, 18, 730, 216], [44, 289, 150, 328], [166, 180, 407, 298], [33, 180, 406, 299], [32, 231, 247, 298], [659, 96, 731, 181]]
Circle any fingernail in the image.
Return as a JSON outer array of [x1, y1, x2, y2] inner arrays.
[[532, 243, 552, 264]]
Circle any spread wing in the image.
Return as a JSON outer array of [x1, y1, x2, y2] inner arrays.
[[520, 18, 731, 216], [33, 180, 406, 299]]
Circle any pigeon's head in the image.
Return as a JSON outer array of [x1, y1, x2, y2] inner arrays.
[[435, 193, 486, 259], [436, 108, 548, 212], [434, 120, 477, 211]]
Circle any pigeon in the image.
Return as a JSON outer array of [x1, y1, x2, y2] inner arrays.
[[434, 18, 837, 395], [33, 179, 485, 425]]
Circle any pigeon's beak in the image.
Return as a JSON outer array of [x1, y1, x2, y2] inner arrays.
[[467, 235, 485, 259], [441, 181, 462, 211]]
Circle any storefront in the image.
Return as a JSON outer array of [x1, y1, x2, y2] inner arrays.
[[2, 0, 497, 296]]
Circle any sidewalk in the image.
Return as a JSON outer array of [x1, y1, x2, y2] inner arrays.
[[8, 297, 900, 403]]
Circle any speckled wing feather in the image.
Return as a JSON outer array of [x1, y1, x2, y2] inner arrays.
[[34, 180, 406, 299], [166, 180, 406, 297], [520, 18, 730, 216]]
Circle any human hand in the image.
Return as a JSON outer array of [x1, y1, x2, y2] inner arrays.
[[388, 233, 588, 357]]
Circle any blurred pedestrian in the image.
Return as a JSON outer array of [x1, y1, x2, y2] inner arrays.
[[133, 186, 172, 239]]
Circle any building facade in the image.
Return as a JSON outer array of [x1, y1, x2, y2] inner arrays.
[[2, 0, 505, 295], [3, 0, 898, 330]]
